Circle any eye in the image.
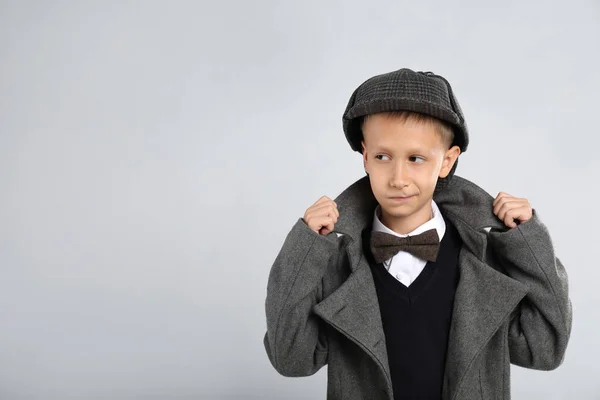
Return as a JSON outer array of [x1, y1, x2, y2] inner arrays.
[[375, 155, 390, 161], [409, 156, 425, 163]]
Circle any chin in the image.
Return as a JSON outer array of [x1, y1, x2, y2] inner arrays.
[[381, 203, 414, 216]]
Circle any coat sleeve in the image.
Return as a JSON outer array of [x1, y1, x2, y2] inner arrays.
[[263, 217, 342, 377], [487, 209, 572, 370]]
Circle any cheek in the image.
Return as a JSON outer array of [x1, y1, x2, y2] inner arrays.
[[371, 174, 391, 193], [417, 164, 442, 183], [430, 159, 445, 173]]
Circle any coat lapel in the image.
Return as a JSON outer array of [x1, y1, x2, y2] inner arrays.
[[313, 177, 393, 392], [313, 261, 392, 393], [433, 176, 530, 399], [441, 247, 528, 399], [312, 175, 530, 400]]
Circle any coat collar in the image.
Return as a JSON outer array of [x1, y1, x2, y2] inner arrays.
[[330, 174, 511, 265], [313, 175, 529, 399]]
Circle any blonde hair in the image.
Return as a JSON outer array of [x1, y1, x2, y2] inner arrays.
[[360, 110, 455, 149]]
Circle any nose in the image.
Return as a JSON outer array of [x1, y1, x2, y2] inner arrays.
[[390, 161, 410, 188]]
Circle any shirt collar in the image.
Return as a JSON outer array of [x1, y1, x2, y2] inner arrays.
[[372, 199, 446, 242]]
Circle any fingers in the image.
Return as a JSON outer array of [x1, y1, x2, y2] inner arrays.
[[315, 195, 335, 205], [314, 202, 339, 219], [315, 196, 338, 211], [492, 192, 510, 207], [502, 206, 531, 228], [494, 197, 530, 219], [319, 225, 333, 235], [312, 196, 339, 220], [493, 192, 534, 228], [303, 196, 339, 235], [493, 192, 517, 208], [494, 199, 524, 221]]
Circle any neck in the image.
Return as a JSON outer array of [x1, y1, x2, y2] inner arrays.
[[379, 202, 434, 235]]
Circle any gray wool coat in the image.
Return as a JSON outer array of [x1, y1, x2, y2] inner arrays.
[[263, 174, 572, 400]]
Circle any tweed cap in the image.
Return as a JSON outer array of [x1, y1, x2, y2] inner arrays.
[[342, 68, 469, 193]]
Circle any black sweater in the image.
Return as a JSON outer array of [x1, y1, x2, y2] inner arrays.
[[361, 213, 462, 400]]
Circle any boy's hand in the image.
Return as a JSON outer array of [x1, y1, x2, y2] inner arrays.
[[302, 196, 339, 235], [492, 192, 533, 229]]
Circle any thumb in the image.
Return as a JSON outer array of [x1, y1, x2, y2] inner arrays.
[[319, 227, 331, 235]]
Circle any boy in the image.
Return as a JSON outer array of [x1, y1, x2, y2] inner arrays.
[[263, 68, 572, 400]]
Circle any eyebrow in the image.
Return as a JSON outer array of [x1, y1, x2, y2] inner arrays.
[[374, 145, 428, 153]]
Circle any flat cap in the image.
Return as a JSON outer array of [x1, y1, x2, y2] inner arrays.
[[342, 68, 469, 154]]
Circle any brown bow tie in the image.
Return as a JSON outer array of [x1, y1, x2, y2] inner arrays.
[[369, 228, 440, 263]]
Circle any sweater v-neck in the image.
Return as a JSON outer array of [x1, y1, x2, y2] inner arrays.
[[362, 212, 460, 305]]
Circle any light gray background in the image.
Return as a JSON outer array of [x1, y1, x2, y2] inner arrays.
[[1, 1, 598, 399]]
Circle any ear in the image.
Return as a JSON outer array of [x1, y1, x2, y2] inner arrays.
[[361, 140, 368, 167], [439, 145, 461, 178]]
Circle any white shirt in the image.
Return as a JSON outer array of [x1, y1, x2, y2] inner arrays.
[[371, 200, 446, 287]]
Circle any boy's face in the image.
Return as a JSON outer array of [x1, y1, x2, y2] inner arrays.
[[361, 114, 460, 234]]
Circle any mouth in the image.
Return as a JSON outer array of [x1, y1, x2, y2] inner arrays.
[[390, 195, 415, 201]]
